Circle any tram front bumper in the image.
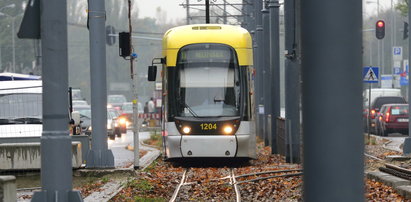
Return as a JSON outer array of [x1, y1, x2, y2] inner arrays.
[[164, 134, 255, 159]]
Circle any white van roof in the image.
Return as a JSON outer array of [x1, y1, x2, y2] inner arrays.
[[0, 80, 42, 94]]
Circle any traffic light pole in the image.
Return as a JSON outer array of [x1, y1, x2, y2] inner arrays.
[[86, 0, 115, 168], [254, 0, 264, 140], [268, 0, 280, 154], [31, 0, 82, 200], [128, 0, 140, 169], [262, 5, 270, 147], [301, 0, 363, 200], [284, 0, 300, 163]]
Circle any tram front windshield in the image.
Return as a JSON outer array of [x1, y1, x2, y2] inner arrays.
[[176, 44, 240, 118]]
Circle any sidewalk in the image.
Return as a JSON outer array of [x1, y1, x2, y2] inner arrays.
[[16, 131, 161, 202]]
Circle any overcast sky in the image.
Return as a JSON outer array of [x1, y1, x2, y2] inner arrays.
[[136, 0, 186, 21]]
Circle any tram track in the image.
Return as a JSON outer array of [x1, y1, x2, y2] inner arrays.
[[168, 166, 303, 202], [169, 167, 242, 202], [379, 163, 411, 181]]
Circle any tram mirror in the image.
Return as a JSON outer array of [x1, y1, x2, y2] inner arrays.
[[148, 66, 157, 81]]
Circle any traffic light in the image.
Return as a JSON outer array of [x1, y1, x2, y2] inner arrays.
[[404, 22, 409, 40], [119, 32, 131, 58], [375, 20, 385, 39]]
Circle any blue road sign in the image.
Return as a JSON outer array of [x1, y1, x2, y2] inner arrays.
[[363, 67, 379, 83]]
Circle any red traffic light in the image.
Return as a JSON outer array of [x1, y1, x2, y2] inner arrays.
[[376, 20, 385, 39], [377, 21, 384, 28]]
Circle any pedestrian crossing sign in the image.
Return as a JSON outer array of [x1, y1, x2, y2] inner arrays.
[[363, 67, 379, 83]]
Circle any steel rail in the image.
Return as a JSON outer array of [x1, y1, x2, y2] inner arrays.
[[230, 168, 241, 202], [234, 172, 303, 185], [235, 169, 303, 179], [169, 168, 189, 202], [364, 153, 384, 161]]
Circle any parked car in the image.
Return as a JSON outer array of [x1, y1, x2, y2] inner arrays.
[[107, 94, 127, 112], [73, 105, 92, 136], [364, 96, 406, 133], [376, 103, 409, 136]]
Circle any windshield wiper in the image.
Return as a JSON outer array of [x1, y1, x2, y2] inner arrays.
[[179, 100, 199, 118]]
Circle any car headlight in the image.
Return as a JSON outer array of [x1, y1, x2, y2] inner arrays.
[[119, 118, 127, 125]]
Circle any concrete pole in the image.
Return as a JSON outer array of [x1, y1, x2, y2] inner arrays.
[[403, 0, 411, 154], [268, 0, 280, 154], [31, 0, 82, 200], [262, 4, 270, 147], [0, 46, 2, 71], [255, 0, 264, 140], [86, 0, 115, 168], [284, 0, 300, 163], [301, 0, 363, 201]]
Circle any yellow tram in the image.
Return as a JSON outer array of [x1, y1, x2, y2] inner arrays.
[[148, 24, 256, 159]]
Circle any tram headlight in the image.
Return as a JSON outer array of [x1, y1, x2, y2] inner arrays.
[[223, 125, 233, 134], [182, 126, 191, 134]]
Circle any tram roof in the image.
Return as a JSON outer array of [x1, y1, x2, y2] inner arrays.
[[162, 24, 252, 49]]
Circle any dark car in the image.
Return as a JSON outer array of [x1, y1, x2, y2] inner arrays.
[[373, 105, 388, 136], [364, 96, 406, 133], [376, 104, 409, 136], [108, 107, 126, 136], [107, 95, 127, 112]]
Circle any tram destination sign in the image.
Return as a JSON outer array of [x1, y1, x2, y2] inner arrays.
[[180, 49, 231, 62]]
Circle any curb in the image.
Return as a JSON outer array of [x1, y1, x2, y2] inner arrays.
[[81, 147, 161, 201], [367, 171, 411, 199]]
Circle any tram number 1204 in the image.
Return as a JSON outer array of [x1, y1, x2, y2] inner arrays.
[[200, 123, 217, 130]]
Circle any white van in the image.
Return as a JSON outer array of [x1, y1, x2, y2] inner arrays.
[[363, 88, 402, 108], [0, 80, 42, 137]]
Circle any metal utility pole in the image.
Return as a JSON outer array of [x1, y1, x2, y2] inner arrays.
[[254, 0, 264, 140], [31, 0, 82, 200], [301, 0, 363, 201], [186, 0, 190, 24], [86, 0, 114, 168], [206, 0, 210, 23], [262, 3, 270, 146], [268, 0, 280, 154], [223, 0, 227, 24], [284, 0, 300, 163], [403, 0, 411, 154], [128, 0, 140, 169]]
